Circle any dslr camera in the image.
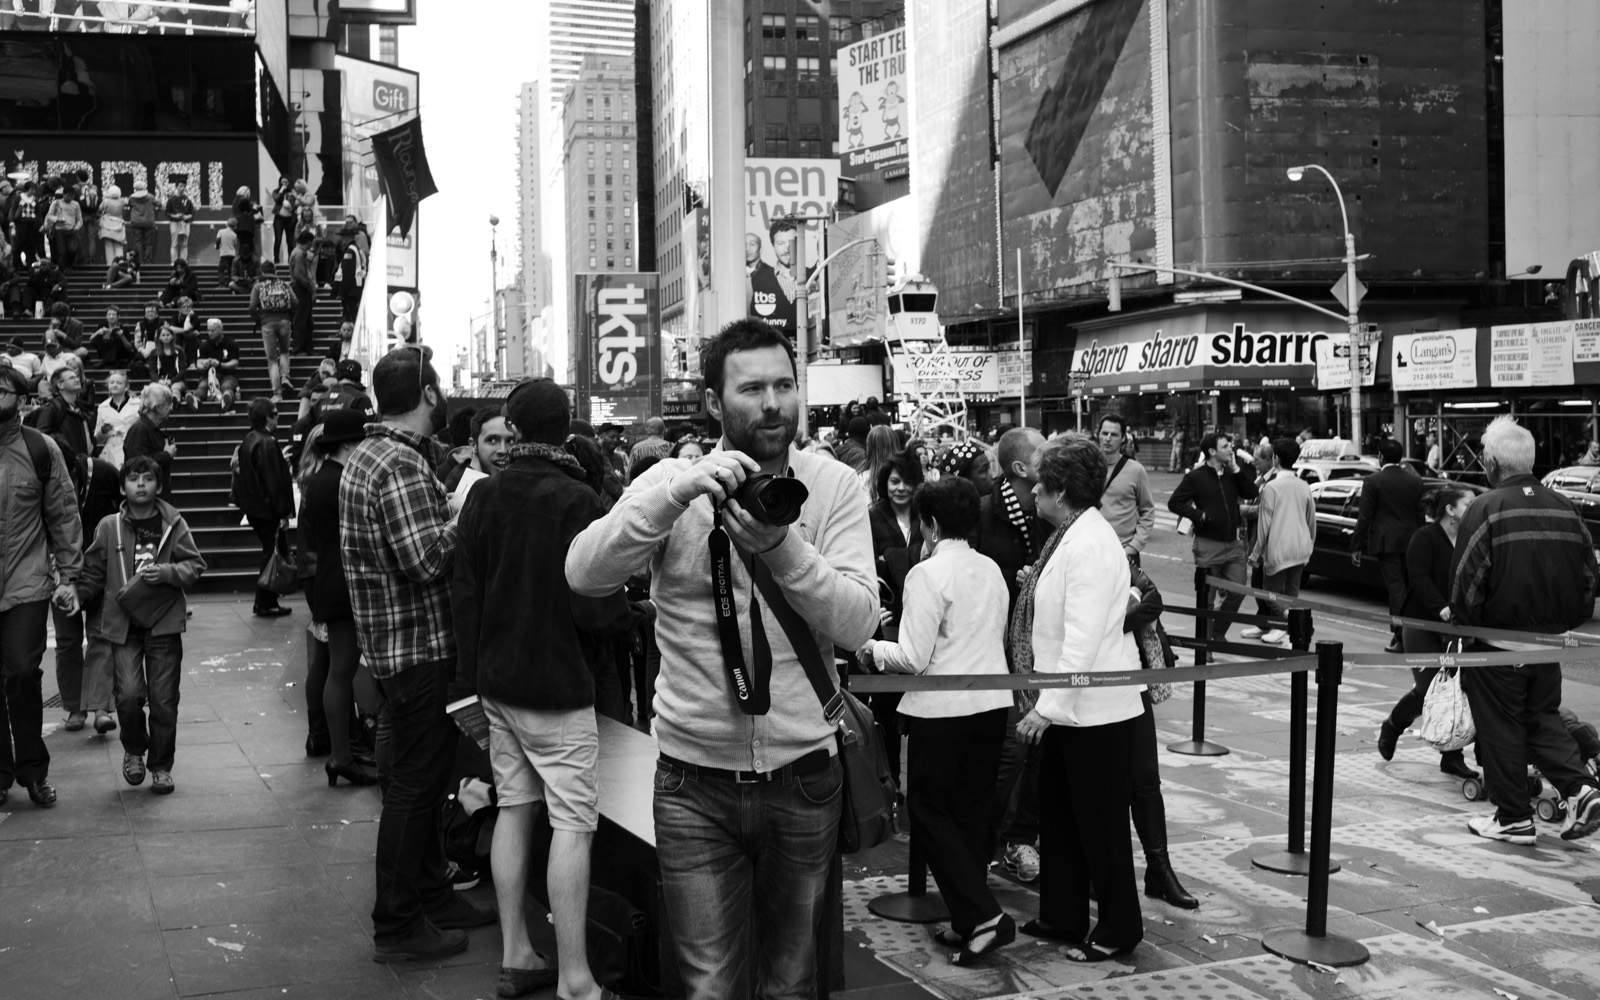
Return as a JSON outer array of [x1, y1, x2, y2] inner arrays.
[[732, 473, 809, 526]]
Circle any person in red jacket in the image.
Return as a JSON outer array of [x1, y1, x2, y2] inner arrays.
[[233, 397, 294, 617]]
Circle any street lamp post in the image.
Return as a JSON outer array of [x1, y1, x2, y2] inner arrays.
[[1287, 164, 1364, 447], [488, 215, 500, 381]]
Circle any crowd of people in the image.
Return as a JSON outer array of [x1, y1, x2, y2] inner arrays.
[[4, 304, 1600, 997]]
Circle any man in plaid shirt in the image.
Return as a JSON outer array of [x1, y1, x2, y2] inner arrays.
[[339, 346, 494, 962]]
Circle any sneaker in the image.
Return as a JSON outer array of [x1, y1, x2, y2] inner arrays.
[[1260, 629, 1289, 644], [1239, 626, 1265, 639], [1003, 842, 1041, 883], [1561, 786, 1600, 841], [123, 753, 146, 786], [447, 860, 481, 891], [150, 770, 175, 795], [1467, 813, 1536, 845]]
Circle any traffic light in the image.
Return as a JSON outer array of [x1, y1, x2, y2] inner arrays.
[[1108, 270, 1122, 312], [884, 254, 902, 291]]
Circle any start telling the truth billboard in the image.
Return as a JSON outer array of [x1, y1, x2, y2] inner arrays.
[[838, 27, 909, 179], [574, 273, 662, 426]]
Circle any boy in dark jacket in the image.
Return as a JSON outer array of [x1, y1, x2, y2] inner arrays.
[[233, 397, 294, 616], [77, 455, 207, 796]]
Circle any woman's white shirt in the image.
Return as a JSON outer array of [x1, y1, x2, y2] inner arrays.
[[868, 539, 1012, 719], [1030, 506, 1144, 727]]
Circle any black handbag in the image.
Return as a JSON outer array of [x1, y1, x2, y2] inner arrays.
[[116, 576, 182, 629], [751, 566, 897, 855], [258, 527, 300, 595]]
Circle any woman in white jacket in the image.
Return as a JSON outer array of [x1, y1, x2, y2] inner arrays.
[[95, 369, 140, 468], [859, 475, 1016, 965], [1012, 437, 1145, 962], [98, 184, 126, 264]]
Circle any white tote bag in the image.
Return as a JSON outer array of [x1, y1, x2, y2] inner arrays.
[[1420, 665, 1475, 752]]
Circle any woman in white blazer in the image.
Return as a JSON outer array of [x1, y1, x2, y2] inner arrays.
[[1012, 437, 1145, 962]]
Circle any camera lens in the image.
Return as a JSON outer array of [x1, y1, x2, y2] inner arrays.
[[735, 474, 810, 526]]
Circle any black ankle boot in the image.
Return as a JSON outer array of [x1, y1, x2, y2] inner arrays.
[[1144, 850, 1199, 909]]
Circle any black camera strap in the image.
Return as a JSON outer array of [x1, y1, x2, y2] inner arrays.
[[710, 504, 772, 714]]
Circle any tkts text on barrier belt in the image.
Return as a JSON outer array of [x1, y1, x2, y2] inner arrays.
[[1201, 574, 1600, 649], [847, 645, 1600, 693]]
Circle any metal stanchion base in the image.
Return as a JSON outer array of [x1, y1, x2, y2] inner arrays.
[[1168, 739, 1230, 757], [1251, 850, 1342, 876], [1261, 929, 1371, 967], [868, 891, 950, 924]]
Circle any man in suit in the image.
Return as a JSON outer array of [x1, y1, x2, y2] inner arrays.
[[1352, 438, 1423, 652]]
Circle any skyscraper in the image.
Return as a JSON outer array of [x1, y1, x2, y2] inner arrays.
[[544, 0, 636, 111], [516, 81, 548, 375]]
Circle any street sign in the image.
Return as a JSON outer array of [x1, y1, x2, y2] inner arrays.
[[1330, 274, 1368, 313], [1391, 329, 1478, 391], [1314, 336, 1377, 390]]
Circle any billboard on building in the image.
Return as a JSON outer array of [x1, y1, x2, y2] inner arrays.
[[997, 0, 1158, 297], [0, 1, 254, 33], [745, 158, 838, 337], [908, 0, 997, 323], [827, 194, 920, 347], [336, 55, 420, 210], [1502, 1, 1600, 282], [574, 273, 662, 426], [838, 27, 909, 179], [336, 0, 417, 24]]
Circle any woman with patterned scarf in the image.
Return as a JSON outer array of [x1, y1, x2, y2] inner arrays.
[[1010, 437, 1146, 962]]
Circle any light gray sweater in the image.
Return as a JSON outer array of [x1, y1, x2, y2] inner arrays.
[[567, 446, 878, 772], [1251, 471, 1317, 575]]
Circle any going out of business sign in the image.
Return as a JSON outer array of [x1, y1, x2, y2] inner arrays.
[[574, 273, 661, 426], [838, 27, 910, 178]]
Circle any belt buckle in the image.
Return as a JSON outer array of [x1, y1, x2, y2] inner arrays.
[[735, 769, 767, 784]]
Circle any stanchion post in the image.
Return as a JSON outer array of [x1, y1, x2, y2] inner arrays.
[[1262, 641, 1370, 968], [867, 834, 950, 924], [1170, 568, 1230, 756], [1252, 608, 1340, 876]]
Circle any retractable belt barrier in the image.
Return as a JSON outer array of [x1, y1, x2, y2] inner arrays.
[[849, 574, 1600, 970], [1201, 575, 1600, 649]]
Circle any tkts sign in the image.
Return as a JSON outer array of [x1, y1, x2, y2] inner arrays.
[[574, 273, 661, 426]]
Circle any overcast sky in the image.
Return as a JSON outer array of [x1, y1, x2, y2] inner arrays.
[[400, 2, 541, 369]]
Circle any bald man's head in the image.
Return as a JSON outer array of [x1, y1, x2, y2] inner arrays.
[[997, 427, 1047, 481]]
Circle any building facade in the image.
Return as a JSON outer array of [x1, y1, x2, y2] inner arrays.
[[517, 80, 550, 372], [562, 54, 643, 380]]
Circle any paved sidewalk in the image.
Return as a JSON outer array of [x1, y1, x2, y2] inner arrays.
[[2, 598, 1600, 999]]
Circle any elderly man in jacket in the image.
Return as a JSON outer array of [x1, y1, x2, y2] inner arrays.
[[1451, 416, 1600, 845], [0, 367, 84, 808]]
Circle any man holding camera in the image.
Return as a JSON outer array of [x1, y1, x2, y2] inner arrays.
[[568, 319, 878, 1000]]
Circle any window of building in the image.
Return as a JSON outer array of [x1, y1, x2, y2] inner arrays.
[[623, 207, 631, 218], [625, 257, 632, 268], [796, 138, 822, 157], [830, 16, 854, 43], [606, 190, 613, 202], [624, 222, 632, 235], [589, 256, 597, 267], [623, 174, 630, 187], [589, 239, 596, 251], [587, 141, 595, 152], [586, 157, 594, 169], [607, 223, 614, 234], [607, 257, 615, 268], [761, 14, 785, 39], [605, 174, 613, 186], [607, 239, 614, 251], [765, 123, 788, 141], [586, 124, 595, 135], [795, 14, 820, 40], [623, 142, 630, 152], [587, 191, 595, 202], [588, 207, 595, 219], [604, 125, 613, 136], [795, 56, 821, 83], [622, 158, 630, 169], [762, 55, 786, 79], [588, 223, 596, 235], [624, 239, 632, 251], [586, 174, 595, 186]]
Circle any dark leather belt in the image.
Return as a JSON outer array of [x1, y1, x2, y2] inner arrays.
[[658, 748, 832, 784]]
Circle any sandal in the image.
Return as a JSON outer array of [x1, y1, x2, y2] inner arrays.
[[933, 927, 965, 947], [954, 913, 1015, 966], [1020, 918, 1078, 943], [1061, 941, 1135, 963]]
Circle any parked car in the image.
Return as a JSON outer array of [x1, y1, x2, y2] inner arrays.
[[1542, 466, 1600, 537], [1292, 457, 1379, 485], [1303, 476, 1486, 591]]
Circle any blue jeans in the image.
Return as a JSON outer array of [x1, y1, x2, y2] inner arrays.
[[653, 755, 842, 1000], [371, 659, 455, 942], [114, 630, 183, 772]]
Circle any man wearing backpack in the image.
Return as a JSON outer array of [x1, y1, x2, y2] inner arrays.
[[0, 367, 85, 809], [250, 260, 299, 401]]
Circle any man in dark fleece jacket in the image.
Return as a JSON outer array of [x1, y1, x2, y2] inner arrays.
[[1168, 432, 1259, 640], [1449, 415, 1600, 845], [450, 377, 642, 1000], [233, 397, 294, 617]]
